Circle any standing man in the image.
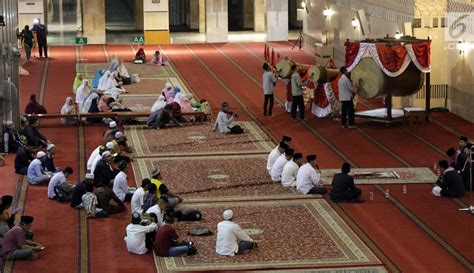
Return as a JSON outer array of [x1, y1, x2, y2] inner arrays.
[[296, 155, 327, 194], [32, 19, 48, 58], [290, 64, 307, 120], [20, 25, 34, 62], [338, 67, 357, 128], [262, 63, 277, 116]]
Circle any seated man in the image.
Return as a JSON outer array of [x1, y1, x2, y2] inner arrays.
[[446, 147, 467, 172], [22, 117, 50, 148], [213, 102, 241, 134], [147, 104, 182, 129], [154, 212, 196, 257], [296, 155, 327, 195], [124, 212, 158, 255], [216, 210, 257, 256], [266, 142, 289, 175], [145, 197, 169, 228], [93, 151, 119, 188], [1, 216, 43, 260], [103, 121, 119, 144], [330, 162, 362, 203], [131, 178, 151, 215], [432, 160, 465, 198], [87, 142, 114, 171], [113, 160, 134, 202], [150, 168, 182, 208], [459, 135, 471, 152], [142, 184, 158, 213], [43, 144, 58, 173], [27, 151, 51, 185], [112, 132, 133, 163], [281, 153, 303, 188], [47, 166, 73, 201], [90, 144, 114, 174], [461, 143, 473, 191], [82, 184, 109, 218], [96, 182, 125, 215], [70, 173, 95, 208], [14, 145, 35, 175], [271, 148, 294, 182]]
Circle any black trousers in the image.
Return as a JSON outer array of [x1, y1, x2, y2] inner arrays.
[[290, 95, 305, 119], [330, 188, 362, 202], [263, 94, 274, 115], [37, 39, 48, 58], [341, 100, 355, 126], [308, 186, 327, 194]]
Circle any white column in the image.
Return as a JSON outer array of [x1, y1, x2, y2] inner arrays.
[[206, 0, 228, 43], [265, 0, 288, 41]]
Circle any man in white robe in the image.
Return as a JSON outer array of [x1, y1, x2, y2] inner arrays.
[[296, 154, 327, 194], [271, 149, 294, 182], [266, 142, 289, 175], [215, 210, 257, 256], [281, 153, 303, 188]]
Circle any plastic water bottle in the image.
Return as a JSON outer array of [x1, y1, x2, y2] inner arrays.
[[385, 189, 390, 198], [402, 185, 407, 194], [369, 192, 374, 201]]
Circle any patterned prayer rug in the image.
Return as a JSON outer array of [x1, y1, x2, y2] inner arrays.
[[125, 121, 274, 157], [131, 155, 307, 201], [76, 62, 175, 79], [154, 199, 382, 272], [320, 167, 437, 185]]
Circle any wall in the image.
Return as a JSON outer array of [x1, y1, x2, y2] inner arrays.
[[243, 0, 254, 29]]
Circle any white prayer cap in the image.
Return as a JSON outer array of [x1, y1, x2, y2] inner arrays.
[[47, 143, 55, 151], [6, 121, 14, 126], [165, 82, 172, 89], [106, 142, 115, 150], [101, 151, 112, 158], [115, 132, 124, 139], [36, 151, 46, 158], [109, 121, 117, 128], [223, 210, 233, 220], [85, 173, 94, 179]]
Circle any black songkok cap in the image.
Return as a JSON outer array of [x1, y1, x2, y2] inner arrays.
[[282, 135, 292, 142], [285, 148, 294, 156], [446, 147, 456, 157], [293, 153, 303, 160], [20, 215, 34, 225], [279, 142, 289, 150], [438, 160, 449, 169], [460, 135, 468, 142], [1, 195, 13, 206], [306, 154, 317, 162]]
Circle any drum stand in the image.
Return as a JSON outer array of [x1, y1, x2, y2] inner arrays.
[[292, 27, 304, 51], [459, 146, 474, 214]]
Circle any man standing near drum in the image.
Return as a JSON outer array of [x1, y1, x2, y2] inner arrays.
[[262, 63, 277, 116], [290, 64, 307, 120], [338, 67, 357, 128]]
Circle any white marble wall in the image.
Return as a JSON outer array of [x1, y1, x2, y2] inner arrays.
[[206, 0, 228, 43], [265, 0, 288, 41]]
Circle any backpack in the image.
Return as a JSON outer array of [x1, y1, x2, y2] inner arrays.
[[175, 209, 202, 221], [54, 183, 72, 202], [229, 125, 244, 134]]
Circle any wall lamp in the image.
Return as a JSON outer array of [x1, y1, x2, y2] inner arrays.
[[351, 18, 360, 29], [323, 8, 334, 17], [457, 41, 470, 54], [394, 32, 403, 39]]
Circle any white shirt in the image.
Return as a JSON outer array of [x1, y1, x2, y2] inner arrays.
[[87, 146, 101, 170], [145, 205, 164, 227], [262, 71, 277, 95], [266, 146, 281, 174], [113, 171, 128, 201], [124, 223, 158, 255], [216, 220, 253, 256], [48, 172, 67, 199], [131, 187, 145, 214], [296, 163, 321, 194], [281, 160, 299, 188], [90, 154, 102, 174], [82, 192, 102, 217], [271, 155, 289, 182], [338, 74, 355, 102], [214, 111, 235, 133]]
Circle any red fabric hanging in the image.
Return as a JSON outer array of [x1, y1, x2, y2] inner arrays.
[[411, 42, 431, 68], [271, 49, 275, 66], [313, 84, 329, 108], [375, 44, 408, 72], [286, 80, 292, 102], [345, 42, 360, 67]]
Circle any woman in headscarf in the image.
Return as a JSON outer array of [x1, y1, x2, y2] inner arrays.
[[173, 87, 182, 103], [98, 95, 112, 112], [103, 72, 126, 99], [151, 51, 164, 66], [117, 61, 131, 85], [134, 48, 146, 63], [179, 95, 196, 122], [92, 68, 104, 89], [109, 54, 120, 71], [24, 94, 47, 114], [150, 95, 166, 112], [98, 70, 111, 91], [80, 90, 99, 114], [60, 97, 77, 125], [161, 82, 173, 98], [72, 73, 83, 94], [75, 79, 91, 110]]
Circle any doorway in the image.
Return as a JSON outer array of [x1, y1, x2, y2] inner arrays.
[[45, 0, 81, 45], [228, 0, 253, 31], [105, 0, 139, 42], [288, 0, 301, 30]]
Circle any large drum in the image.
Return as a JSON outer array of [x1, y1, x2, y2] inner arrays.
[[350, 57, 424, 99], [308, 66, 340, 83], [275, 60, 307, 79]]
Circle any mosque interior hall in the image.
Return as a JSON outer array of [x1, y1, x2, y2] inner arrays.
[[0, 0, 474, 272]]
